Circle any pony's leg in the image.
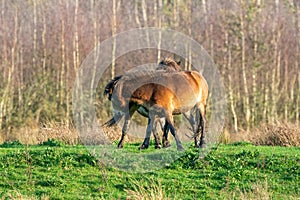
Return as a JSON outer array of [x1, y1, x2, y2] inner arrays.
[[165, 113, 184, 151], [199, 104, 207, 148], [194, 104, 206, 148], [192, 108, 200, 147], [189, 113, 197, 134], [158, 118, 164, 132], [183, 112, 195, 132], [117, 114, 131, 148], [162, 120, 171, 148], [152, 118, 162, 149], [117, 104, 136, 148], [193, 107, 202, 147], [139, 117, 154, 149], [183, 111, 198, 142]]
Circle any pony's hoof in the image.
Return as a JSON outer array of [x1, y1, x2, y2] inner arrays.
[[199, 140, 207, 148], [195, 141, 206, 148], [139, 144, 149, 150], [177, 146, 185, 151], [155, 144, 162, 149], [163, 141, 171, 148], [117, 143, 123, 149]]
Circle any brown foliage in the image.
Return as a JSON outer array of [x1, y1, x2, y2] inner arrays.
[[230, 122, 300, 147], [0, 122, 79, 145], [39, 122, 79, 145]]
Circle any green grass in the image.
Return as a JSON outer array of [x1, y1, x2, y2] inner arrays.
[[0, 141, 299, 199]]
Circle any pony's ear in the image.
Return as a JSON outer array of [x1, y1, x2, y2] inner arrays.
[[176, 60, 181, 66]]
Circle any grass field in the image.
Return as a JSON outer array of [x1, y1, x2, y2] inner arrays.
[[0, 140, 299, 199]]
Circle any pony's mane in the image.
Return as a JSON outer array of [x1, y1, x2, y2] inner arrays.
[[105, 58, 182, 100], [157, 57, 182, 71]]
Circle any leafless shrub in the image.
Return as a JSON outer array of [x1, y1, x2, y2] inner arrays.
[[230, 122, 300, 147], [39, 122, 79, 145], [101, 125, 123, 142], [101, 122, 146, 144], [1, 122, 40, 144], [249, 122, 300, 147]]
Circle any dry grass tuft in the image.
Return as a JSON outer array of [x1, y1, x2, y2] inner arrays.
[[125, 178, 171, 200], [1, 122, 79, 145], [101, 123, 145, 144], [0, 130, 4, 144], [1, 122, 40, 144], [39, 122, 79, 145], [1, 190, 50, 200], [78, 126, 112, 145], [221, 180, 272, 200], [222, 180, 299, 200], [0, 120, 143, 145], [239, 181, 272, 200], [219, 128, 231, 144], [229, 121, 300, 147], [102, 125, 123, 142]]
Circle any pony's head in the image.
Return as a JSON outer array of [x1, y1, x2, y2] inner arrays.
[[104, 75, 123, 101]]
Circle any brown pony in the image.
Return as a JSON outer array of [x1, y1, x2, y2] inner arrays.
[[104, 75, 164, 149], [104, 58, 196, 149], [104, 58, 208, 150], [104, 58, 184, 149]]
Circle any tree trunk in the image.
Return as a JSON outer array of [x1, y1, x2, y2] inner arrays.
[[42, 4, 47, 76], [111, 0, 120, 78], [141, 0, 149, 46], [73, 0, 82, 126], [239, 2, 250, 130], [251, 0, 261, 124], [270, 0, 280, 122], [295, 0, 300, 124], [202, 0, 208, 39], [187, 0, 192, 70], [33, 0, 37, 68], [157, 0, 162, 63], [263, 72, 269, 122], [73, 0, 80, 72], [60, 3, 65, 106], [90, 0, 99, 98], [225, 31, 238, 132], [0, 0, 7, 130]]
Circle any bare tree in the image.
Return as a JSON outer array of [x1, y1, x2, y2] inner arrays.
[[295, 0, 300, 124], [60, 0, 66, 107], [157, 0, 162, 62], [239, 0, 251, 130], [111, 0, 121, 78]]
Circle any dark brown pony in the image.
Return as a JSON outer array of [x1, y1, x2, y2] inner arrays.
[[104, 58, 208, 150]]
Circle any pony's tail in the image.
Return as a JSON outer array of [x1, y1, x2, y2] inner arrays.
[[102, 113, 122, 127]]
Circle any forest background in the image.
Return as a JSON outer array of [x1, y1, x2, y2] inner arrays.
[[0, 0, 299, 143]]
